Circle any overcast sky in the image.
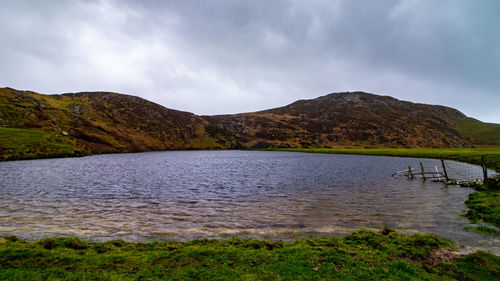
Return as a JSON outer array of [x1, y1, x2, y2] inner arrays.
[[1, 0, 499, 122]]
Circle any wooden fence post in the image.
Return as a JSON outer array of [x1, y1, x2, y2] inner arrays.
[[408, 165, 413, 179], [420, 162, 426, 181], [441, 159, 449, 182], [481, 155, 488, 184]]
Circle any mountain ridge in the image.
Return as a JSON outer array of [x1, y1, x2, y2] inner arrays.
[[209, 91, 487, 149], [1, 87, 499, 160]]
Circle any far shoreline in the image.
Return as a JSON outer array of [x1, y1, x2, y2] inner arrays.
[[3, 147, 500, 172]]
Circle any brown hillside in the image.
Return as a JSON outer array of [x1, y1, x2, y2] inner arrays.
[[0, 88, 223, 160], [1, 88, 499, 160], [207, 92, 480, 148]]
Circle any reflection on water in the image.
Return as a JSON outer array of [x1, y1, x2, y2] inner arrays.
[[0, 151, 498, 254]]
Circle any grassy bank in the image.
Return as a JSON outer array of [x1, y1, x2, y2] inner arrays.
[[464, 176, 500, 236], [1, 230, 499, 280], [0, 127, 83, 161], [464, 190, 500, 236]]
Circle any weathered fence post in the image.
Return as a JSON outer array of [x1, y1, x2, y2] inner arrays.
[[441, 159, 449, 182], [481, 155, 488, 184], [420, 162, 426, 180], [435, 166, 441, 181], [408, 165, 413, 179]]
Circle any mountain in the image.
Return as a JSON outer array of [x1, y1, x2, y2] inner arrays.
[[0, 88, 225, 160], [1, 88, 499, 160], [208, 91, 500, 149]]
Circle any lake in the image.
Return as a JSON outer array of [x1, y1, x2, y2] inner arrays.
[[0, 150, 498, 254]]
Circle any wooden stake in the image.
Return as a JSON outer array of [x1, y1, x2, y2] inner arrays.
[[435, 166, 441, 181], [420, 162, 426, 180], [408, 165, 413, 179], [481, 155, 488, 184], [441, 159, 449, 182]]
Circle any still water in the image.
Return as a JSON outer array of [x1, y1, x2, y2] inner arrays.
[[0, 151, 498, 253]]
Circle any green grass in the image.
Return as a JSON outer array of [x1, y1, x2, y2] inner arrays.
[[38, 94, 88, 109], [464, 225, 500, 236], [465, 190, 500, 228], [456, 119, 500, 146], [463, 177, 500, 236], [0, 127, 82, 161], [0, 230, 499, 280]]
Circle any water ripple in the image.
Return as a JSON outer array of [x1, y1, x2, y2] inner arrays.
[[0, 150, 498, 254]]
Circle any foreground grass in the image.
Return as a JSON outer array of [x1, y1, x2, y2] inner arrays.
[[1, 230, 499, 280], [272, 148, 500, 172]]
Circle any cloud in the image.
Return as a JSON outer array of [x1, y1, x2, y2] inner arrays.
[[1, 0, 499, 122]]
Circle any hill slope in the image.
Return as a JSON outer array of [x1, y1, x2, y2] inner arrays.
[[0, 88, 224, 160], [208, 92, 500, 149], [1, 88, 499, 160]]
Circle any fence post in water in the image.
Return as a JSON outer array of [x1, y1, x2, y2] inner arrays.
[[408, 165, 413, 179], [441, 159, 449, 182], [420, 162, 426, 181], [481, 155, 488, 184]]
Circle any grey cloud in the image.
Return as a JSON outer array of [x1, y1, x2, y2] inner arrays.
[[0, 0, 499, 122]]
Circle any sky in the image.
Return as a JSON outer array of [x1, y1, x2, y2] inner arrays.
[[1, 0, 499, 123]]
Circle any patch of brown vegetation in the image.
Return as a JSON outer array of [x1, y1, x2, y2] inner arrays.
[[424, 248, 462, 267], [209, 91, 485, 149]]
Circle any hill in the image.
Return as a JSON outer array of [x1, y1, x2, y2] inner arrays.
[[0, 88, 224, 160], [208, 92, 500, 149], [1, 88, 499, 160]]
